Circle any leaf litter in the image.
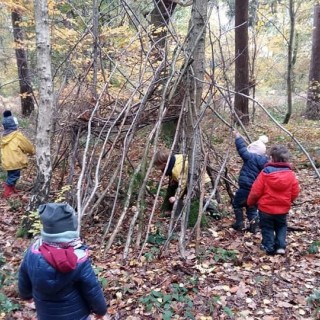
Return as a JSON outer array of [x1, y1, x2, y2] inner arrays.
[[0, 123, 320, 319]]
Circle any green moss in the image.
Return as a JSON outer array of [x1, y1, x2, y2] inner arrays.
[[160, 121, 177, 147], [188, 200, 208, 228], [16, 227, 29, 238]]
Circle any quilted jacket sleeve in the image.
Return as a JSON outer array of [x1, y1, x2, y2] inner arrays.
[[247, 172, 264, 206], [78, 260, 107, 316], [235, 137, 251, 161], [18, 132, 35, 155], [291, 174, 300, 201], [18, 250, 33, 300]]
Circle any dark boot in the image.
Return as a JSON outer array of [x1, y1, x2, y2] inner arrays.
[[232, 210, 245, 231], [205, 200, 221, 220], [3, 184, 15, 198], [248, 217, 259, 234]]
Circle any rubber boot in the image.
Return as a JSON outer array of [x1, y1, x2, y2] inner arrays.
[[231, 210, 245, 231], [3, 184, 15, 198], [205, 199, 221, 220], [248, 217, 259, 234]]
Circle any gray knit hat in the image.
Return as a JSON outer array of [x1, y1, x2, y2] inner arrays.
[[39, 203, 79, 242], [3, 110, 12, 117]]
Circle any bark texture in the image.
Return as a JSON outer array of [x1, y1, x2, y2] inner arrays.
[[306, 4, 320, 120], [11, 9, 34, 116], [29, 0, 54, 209], [234, 0, 249, 125]]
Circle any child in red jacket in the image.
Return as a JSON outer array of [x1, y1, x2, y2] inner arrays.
[[247, 145, 300, 255]]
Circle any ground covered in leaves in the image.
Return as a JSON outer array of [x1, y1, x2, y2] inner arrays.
[[1, 116, 320, 320]]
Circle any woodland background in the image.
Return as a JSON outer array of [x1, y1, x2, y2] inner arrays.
[[0, 0, 320, 319]]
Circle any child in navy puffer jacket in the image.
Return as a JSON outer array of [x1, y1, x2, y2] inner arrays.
[[18, 203, 108, 320], [232, 131, 269, 233]]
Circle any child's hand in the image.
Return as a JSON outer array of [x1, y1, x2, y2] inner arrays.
[[169, 196, 176, 204], [233, 130, 240, 138]]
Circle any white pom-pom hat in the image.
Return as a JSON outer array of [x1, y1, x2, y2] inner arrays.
[[247, 135, 269, 155]]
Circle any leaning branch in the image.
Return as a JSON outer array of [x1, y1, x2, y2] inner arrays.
[[214, 83, 320, 179]]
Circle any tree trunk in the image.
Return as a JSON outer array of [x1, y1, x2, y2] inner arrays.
[[283, 0, 295, 124], [249, 0, 258, 122], [11, 9, 34, 116], [149, 1, 178, 145], [92, 0, 99, 100], [234, 0, 249, 125], [180, 0, 208, 257], [29, 0, 54, 209], [150, 0, 177, 48], [306, 4, 320, 120]]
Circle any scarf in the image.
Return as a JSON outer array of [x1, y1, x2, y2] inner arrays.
[[39, 238, 83, 273]]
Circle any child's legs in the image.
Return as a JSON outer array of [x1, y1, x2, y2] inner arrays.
[[246, 205, 258, 221], [274, 214, 288, 249], [6, 169, 21, 186], [259, 211, 276, 252], [233, 188, 249, 211]]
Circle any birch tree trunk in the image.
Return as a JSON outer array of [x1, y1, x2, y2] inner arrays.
[[29, 0, 53, 209]]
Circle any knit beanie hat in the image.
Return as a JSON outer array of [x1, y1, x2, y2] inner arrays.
[[247, 135, 269, 155], [3, 110, 12, 117], [39, 203, 79, 243], [2, 115, 17, 131], [3, 110, 18, 125]]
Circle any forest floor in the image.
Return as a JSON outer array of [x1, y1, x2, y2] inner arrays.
[[1, 108, 320, 320]]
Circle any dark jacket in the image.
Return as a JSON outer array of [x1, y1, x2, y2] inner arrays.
[[235, 137, 268, 190], [247, 162, 300, 214], [18, 240, 107, 320]]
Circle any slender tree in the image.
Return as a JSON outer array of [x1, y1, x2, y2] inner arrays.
[[11, 9, 34, 116], [305, 4, 320, 120], [29, 0, 54, 208], [179, 0, 208, 257], [283, 0, 296, 124], [234, 0, 249, 125]]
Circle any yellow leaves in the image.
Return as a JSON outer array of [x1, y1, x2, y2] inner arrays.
[[2, 1, 31, 13], [52, 26, 80, 47], [151, 26, 166, 35], [243, 262, 253, 270], [100, 25, 133, 49], [195, 262, 215, 274], [19, 92, 32, 99], [261, 264, 271, 270]]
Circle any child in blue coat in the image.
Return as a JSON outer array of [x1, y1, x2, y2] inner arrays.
[[232, 131, 269, 233], [18, 203, 108, 320]]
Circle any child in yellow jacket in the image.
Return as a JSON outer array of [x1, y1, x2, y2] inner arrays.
[[154, 150, 219, 217], [1, 110, 35, 198]]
